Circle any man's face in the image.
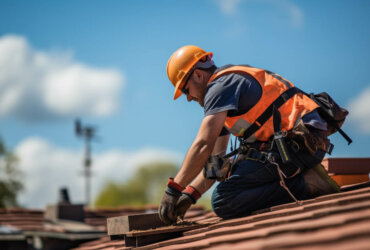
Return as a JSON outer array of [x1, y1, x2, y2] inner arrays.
[[183, 69, 206, 107]]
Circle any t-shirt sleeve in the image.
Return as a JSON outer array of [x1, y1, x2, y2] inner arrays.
[[204, 72, 262, 137], [203, 73, 262, 117], [203, 75, 240, 117]]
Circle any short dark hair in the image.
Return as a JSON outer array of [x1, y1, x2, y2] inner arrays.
[[199, 65, 217, 75]]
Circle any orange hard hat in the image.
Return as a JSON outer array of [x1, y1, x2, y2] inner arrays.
[[167, 45, 213, 100]]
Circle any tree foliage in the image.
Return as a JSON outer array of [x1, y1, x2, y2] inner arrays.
[[0, 138, 23, 208], [94, 161, 178, 207]]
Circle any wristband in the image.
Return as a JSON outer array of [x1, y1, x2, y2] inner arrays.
[[167, 177, 185, 192], [183, 185, 201, 203]]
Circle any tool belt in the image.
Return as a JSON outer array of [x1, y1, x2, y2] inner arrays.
[[204, 87, 332, 182], [203, 86, 352, 207], [203, 119, 330, 182]]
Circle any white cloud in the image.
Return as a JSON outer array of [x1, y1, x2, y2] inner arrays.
[[279, 0, 303, 29], [213, 0, 303, 28], [215, 0, 243, 15], [0, 34, 124, 121], [347, 86, 370, 134], [15, 137, 183, 208]]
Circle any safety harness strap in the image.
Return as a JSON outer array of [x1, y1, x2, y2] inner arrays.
[[272, 104, 292, 164], [337, 128, 352, 145], [242, 87, 300, 141]]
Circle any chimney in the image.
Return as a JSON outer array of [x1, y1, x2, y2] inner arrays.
[[58, 187, 71, 204], [44, 187, 85, 222]]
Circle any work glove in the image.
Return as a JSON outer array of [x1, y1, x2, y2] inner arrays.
[[175, 186, 201, 220], [159, 178, 184, 225]]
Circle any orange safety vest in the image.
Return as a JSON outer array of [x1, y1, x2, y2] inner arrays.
[[207, 65, 319, 142]]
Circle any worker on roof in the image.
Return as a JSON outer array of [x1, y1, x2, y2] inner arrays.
[[159, 45, 340, 224]]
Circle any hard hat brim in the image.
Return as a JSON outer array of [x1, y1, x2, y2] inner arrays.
[[174, 87, 182, 100]]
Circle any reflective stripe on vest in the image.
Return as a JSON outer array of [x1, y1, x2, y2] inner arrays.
[[207, 65, 319, 142]]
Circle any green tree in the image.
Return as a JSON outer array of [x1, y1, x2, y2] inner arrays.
[[94, 161, 178, 207], [0, 138, 23, 208]]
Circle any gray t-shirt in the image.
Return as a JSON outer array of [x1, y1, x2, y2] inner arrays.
[[203, 66, 327, 136]]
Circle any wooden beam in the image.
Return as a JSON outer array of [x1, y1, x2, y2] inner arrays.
[[322, 158, 370, 174], [124, 223, 206, 237], [123, 223, 208, 247], [107, 213, 166, 236], [106, 212, 213, 247]]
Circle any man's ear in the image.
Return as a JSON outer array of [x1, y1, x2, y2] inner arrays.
[[192, 69, 203, 83]]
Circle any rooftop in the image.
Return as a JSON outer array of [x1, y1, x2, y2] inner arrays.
[[1, 157, 369, 249], [68, 182, 370, 250]]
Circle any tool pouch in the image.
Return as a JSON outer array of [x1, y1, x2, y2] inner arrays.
[[203, 155, 232, 182], [287, 119, 331, 156], [308, 92, 348, 136], [306, 92, 351, 144]]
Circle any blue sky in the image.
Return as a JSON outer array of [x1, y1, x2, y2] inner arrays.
[[0, 0, 369, 208]]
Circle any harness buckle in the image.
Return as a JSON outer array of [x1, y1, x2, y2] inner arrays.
[[245, 148, 268, 163]]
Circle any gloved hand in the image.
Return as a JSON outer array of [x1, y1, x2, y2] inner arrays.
[[174, 193, 193, 220], [175, 186, 201, 220], [159, 178, 184, 225]]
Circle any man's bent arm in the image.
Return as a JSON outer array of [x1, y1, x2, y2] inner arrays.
[[212, 133, 230, 157], [189, 134, 230, 194], [174, 111, 228, 188]]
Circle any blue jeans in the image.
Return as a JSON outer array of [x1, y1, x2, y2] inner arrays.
[[211, 159, 307, 219]]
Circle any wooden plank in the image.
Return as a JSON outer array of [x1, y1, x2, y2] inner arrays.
[[107, 213, 166, 236], [322, 158, 370, 174], [330, 174, 369, 186], [340, 181, 370, 192], [124, 222, 212, 247], [107, 213, 213, 247], [125, 223, 207, 237]]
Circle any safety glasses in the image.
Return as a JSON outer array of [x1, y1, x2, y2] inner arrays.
[[181, 69, 194, 95]]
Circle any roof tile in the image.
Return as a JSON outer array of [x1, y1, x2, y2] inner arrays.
[[137, 186, 370, 250]]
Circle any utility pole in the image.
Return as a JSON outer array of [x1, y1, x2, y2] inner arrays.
[[75, 119, 98, 207]]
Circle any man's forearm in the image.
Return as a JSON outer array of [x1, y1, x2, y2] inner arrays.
[[174, 134, 230, 189], [174, 139, 213, 188], [173, 112, 228, 189], [190, 134, 229, 194], [190, 171, 216, 194]]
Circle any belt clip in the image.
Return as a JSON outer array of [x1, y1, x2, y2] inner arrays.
[[290, 140, 300, 153]]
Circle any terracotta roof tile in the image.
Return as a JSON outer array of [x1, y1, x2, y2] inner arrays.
[[0, 208, 44, 231], [68, 207, 209, 249], [135, 186, 370, 250], [68, 183, 370, 249], [322, 157, 370, 174], [70, 186, 370, 249], [71, 236, 125, 250], [154, 214, 370, 249]]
